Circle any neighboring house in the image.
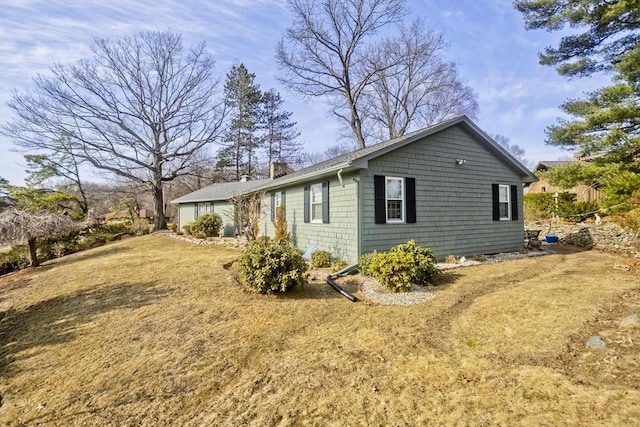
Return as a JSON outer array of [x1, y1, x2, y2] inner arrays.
[[525, 161, 602, 203], [171, 116, 537, 263]]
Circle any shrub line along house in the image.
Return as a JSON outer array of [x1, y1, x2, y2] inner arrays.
[[171, 116, 537, 263]]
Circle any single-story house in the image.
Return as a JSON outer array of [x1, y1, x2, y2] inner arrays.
[[524, 160, 602, 203], [171, 115, 537, 263]]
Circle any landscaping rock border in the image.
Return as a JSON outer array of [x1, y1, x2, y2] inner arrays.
[[526, 221, 639, 258]]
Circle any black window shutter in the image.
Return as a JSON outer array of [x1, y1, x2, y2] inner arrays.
[[374, 175, 386, 224], [492, 184, 500, 221], [303, 186, 310, 223], [322, 181, 329, 224], [281, 191, 286, 219], [270, 193, 275, 222], [406, 177, 416, 223], [510, 185, 519, 221]]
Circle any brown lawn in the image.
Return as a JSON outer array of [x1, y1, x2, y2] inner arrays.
[[0, 234, 638, 426]]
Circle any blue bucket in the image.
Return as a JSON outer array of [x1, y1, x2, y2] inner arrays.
[[545, 234, 558, 243]]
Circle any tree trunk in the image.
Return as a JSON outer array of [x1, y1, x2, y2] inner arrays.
[[28, 237, 39, 267], [152, 182, 166, 231]]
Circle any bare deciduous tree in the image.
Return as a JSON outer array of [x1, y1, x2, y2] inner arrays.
[[3, 31, 225, 231], [277, 0, 407, 148], [0, 208, 89, 267], [225, 191, 267, 241], [493, 134, 532, 169], [364, 19, 478, 139]]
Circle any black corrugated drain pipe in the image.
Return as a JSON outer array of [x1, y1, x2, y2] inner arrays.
[[325, 264, 359, 302]]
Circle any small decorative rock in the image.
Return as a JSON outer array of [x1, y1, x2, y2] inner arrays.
[[586, 335, 606, 349], [620, 313, 640, 328]]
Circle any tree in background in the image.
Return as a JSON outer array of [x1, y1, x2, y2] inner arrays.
[[364, 19, 477, 140], [515, 0, 640, 202], [261, 89, 302, 168], [23, 143, 89, 216], [0, 208, 89, 267], [219, 64, 263, 180], [277, 0, 407, 148], [493, 134, 532, 169], [3, 31, 226, 231], [277, 0, 478, 148]]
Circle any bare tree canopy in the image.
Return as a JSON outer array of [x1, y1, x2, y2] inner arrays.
[[364, 19, 478, 139], [277, 0, 476, 147], [3, 31, 225, 230], [277, 0, 407, 148], [0, 207, 88, 267]]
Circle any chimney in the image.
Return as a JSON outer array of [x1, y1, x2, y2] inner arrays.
[[240, 175, 250, 182], [269, 161, 289, 179]]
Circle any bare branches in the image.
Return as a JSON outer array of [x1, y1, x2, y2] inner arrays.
[[362, 18, 478, 140], [277, 0, 407, 148], [3, 31, 225, 231], [0, 208, 84, 246], [225, 191, 267, 241]]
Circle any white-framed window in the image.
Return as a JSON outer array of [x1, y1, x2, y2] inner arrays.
[[386, 177, 404, 222], [195, 202, 213, 219], [274, 192, 282, 210], [310, 183, 323, 222], [498, 184, 511, 220]]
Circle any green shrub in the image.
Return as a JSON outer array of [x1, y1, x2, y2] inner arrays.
[[190, 213, 222, 237], [524, 192, 600, 221], [389, 239, 439, 285], [361, 240, 439, 292], [182, 223, 193, 235], [0, 246, 30, 275], [167, 222, 178, 233], [311, 250, 332, 268], [358, 251, 377, 276], [367, 250, 414, 292], [331, 259, 349, 272], [238, 239, 307, 294]]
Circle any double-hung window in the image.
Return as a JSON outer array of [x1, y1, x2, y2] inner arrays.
[[385, 177, 404, 222], [270, 191, 286, 221], [492, 183, 518, 221], [304, 181, 329, 224], [374, 175, 416, 224], [498, 184, 510, 220], [310, 183, 323, 222]]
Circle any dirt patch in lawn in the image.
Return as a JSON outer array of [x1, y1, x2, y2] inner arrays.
[[1, 237, 639, 426]]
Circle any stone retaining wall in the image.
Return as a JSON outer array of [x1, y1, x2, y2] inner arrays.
[[526, 221, 640, 259]]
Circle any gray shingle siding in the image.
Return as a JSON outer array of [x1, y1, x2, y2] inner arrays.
[[178, 200, 237, 236], [262, 173, 359, 264], [360, 126, 525, 259]]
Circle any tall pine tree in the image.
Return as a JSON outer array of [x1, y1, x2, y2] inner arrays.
[[261, 89, 301, 169], [516, 0, 640, 203], [219, 64, 263, 180]]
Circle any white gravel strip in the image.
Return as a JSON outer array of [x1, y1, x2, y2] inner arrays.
[[359, 276, 436, 306]]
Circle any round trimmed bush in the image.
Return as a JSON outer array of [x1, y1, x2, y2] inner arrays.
[[238, 239, 307, 294], [190, 213, 222, 237], [361, 240, 439, 293], [389, 239, 439, 285]]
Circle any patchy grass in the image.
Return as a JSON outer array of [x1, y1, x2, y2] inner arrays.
[[1, 235, 639, 426]]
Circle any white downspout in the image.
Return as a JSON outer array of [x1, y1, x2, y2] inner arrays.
[[337, 168, 344, 187]]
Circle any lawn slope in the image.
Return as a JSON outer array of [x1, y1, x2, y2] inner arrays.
[[1, 234, 638, 426]]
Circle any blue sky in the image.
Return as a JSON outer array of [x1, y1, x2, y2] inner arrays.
[[0, 0, 611, 185]]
